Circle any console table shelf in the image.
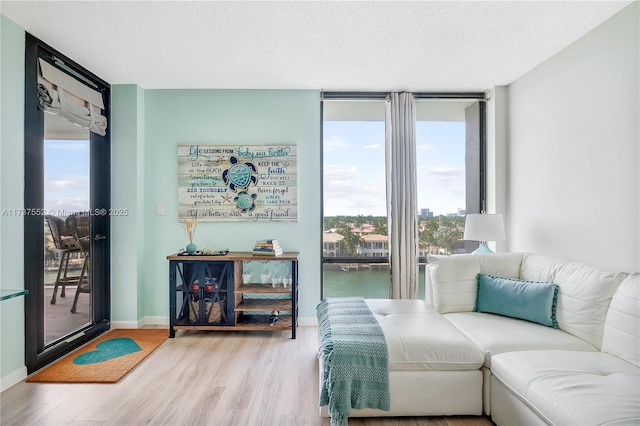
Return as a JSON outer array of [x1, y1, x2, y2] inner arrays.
[[235, 315, 293, 330], [237, 284, 291, 294], [167, 252, 299, 338], [236, 298, 293, 311]]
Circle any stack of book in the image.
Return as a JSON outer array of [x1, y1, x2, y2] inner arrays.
[[252, 239, 283, 256]]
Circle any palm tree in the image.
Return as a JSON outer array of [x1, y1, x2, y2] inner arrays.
[[324, 216, 340, 231], [419, 217, 439, 254], [433, 216, 464, 254], [373, 217, 387, 235], [337, 224, 362, 256]]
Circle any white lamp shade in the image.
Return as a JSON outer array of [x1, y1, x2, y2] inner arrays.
[[463, 213, 506, 242]]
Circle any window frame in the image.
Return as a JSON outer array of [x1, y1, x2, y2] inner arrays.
[[24, 33, 112, 374], [320, 92, 487, 298]]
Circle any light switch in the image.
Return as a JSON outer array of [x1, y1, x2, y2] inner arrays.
[[157, 202, 166, 216]]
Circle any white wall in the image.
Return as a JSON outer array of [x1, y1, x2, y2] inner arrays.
[[507, 3, 639, 272], [486, 86, 509, 252]]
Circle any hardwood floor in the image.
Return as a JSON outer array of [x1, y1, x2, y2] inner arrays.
[[0, 327, 494, 426]]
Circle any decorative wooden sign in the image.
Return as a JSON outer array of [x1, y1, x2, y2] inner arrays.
[[178, 144, 297, 222]]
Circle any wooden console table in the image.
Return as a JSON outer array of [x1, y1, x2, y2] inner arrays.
[[167, 252, 299, 338]]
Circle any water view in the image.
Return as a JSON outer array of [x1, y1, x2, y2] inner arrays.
[[323, 268, 426, 300]]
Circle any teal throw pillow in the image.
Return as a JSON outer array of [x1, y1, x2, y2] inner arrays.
[[475, 274, 559, 328]]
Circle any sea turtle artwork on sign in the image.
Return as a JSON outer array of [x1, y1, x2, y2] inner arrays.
[[178, 144, 298, 222]]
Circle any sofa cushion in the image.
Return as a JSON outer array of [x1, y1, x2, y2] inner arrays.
[[475, 274, 558, 328], [365, 299, 485, 372], [602, 273, 640, 367], [491, 350, 640, 426], [519, 253, 627, 349], [426, 253, 523, 313], [444, 312, 597, 367]]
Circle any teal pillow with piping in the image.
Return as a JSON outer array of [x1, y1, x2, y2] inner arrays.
[[475, 274, 559, 328]]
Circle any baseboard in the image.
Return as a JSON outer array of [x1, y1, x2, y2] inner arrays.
[[110, 320, 142, 329], [110, 317, 169, 329], [141, 316, 169, 326], [299, 316, 318, 326], [1, 366, 27, 392], [113, 316, 312, 328]]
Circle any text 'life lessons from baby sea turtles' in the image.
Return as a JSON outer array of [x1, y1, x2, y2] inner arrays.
[[177, 144, 298, 222]]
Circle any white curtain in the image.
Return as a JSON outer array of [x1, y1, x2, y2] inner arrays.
[[37, 58, 107, 136], [385, 92, 419, 299]]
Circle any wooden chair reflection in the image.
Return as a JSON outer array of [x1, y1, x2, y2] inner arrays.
[[66, 212, 91, 314], [45, 215, 82, 304]]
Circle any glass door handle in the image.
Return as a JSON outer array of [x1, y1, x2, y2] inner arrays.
[[94, 234, 106, 241]]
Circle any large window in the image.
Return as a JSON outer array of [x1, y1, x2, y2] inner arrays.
[[322, 95, 485, 299]]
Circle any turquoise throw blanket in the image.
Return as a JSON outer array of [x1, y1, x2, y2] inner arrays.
[[317, 297, 390, 426]]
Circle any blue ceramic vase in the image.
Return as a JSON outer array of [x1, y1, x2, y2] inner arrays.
[[186, 242, 197, 255]]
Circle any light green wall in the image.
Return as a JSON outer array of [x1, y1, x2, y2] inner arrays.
[[141, 89, 322, 320], [111, 85, 146, 324], [135, 86, 146, 320], [0, 14, 27, 389]]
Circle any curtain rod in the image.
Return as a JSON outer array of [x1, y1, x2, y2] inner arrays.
[[321, 91, 486, 100]]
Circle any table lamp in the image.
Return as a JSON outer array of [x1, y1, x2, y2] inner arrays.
[[463, 213, 505, 253]]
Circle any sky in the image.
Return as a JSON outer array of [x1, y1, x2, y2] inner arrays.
[[323, 120, 466, 217], [44, 139, 90, 213]]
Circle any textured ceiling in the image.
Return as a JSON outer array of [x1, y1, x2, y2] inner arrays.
[[0, 1, 632, 91]]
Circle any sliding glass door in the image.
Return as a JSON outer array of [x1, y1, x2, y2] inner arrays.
[[24, 34, 111, 374]]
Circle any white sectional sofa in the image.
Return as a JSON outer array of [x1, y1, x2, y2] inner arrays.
[[320, 252, 639, 425], [427, 252, 639, 425]]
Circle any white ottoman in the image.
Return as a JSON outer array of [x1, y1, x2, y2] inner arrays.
[[320, 299, 485, 417]]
